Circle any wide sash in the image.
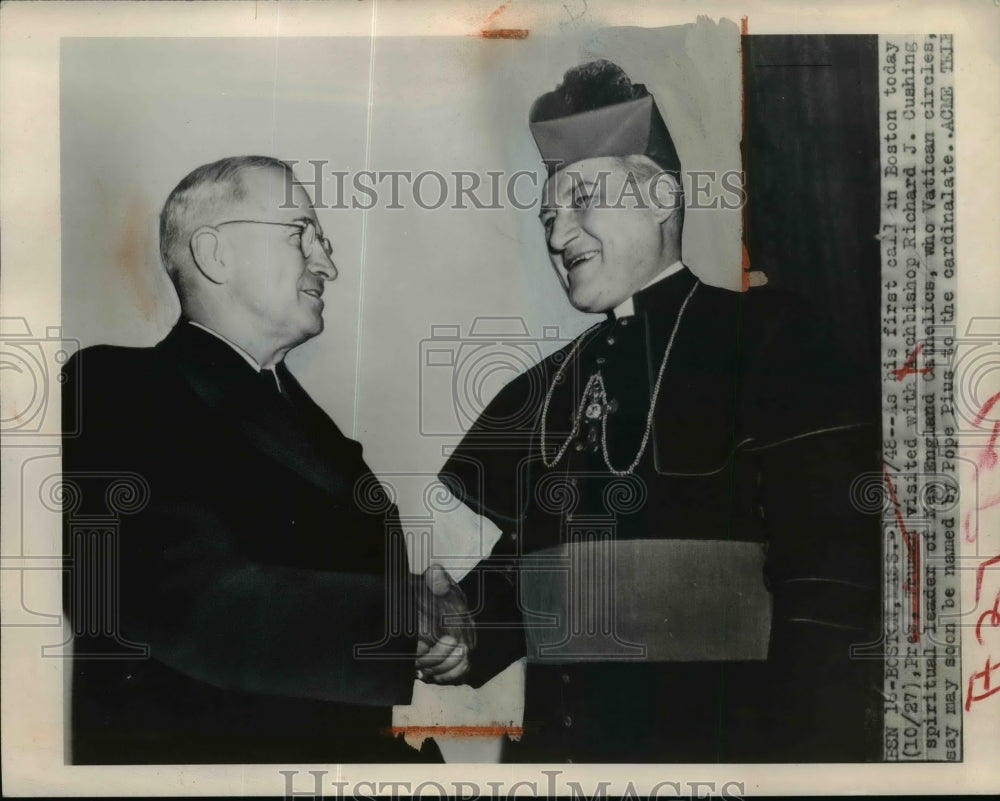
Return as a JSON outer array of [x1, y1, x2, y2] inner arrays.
[[519, 539, 772, 663]]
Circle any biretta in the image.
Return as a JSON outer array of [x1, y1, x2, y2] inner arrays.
[[529, 60, 681, 176]]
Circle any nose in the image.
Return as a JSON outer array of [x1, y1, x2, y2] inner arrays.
[[308, 249, 338, 282], [546, 210, 579, 254]]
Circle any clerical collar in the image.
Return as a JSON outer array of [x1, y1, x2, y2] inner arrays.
[[188, 321, 284, 390], [612, 260, 685, 319]]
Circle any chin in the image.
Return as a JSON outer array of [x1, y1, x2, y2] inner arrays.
[[292, 317, 324, 345], [567, 290, 613, 315]]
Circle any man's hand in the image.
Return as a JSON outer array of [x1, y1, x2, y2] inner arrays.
[[414, 564, 474, 684], [415, 636, 469, 684]]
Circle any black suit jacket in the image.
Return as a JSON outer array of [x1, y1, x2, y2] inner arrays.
[[62, 322, 422, 763]]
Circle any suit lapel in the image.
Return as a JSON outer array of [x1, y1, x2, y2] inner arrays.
[[158, 323, 357, 500]]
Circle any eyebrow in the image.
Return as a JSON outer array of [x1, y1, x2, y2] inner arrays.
[[538, 179, 601, 217]]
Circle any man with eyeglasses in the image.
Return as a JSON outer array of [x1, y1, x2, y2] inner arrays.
[[61, 156, 464, 763]]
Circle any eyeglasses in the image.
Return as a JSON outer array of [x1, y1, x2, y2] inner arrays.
[[214, 219, 333, 260]]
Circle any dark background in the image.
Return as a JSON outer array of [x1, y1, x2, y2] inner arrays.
[[743, 35, 881, 404]]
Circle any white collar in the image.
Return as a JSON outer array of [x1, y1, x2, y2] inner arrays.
[[187, 322, 282, 387], [612, 260, 685, 319]]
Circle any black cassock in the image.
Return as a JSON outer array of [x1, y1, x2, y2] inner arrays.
[[62, 323, 429, 764], [441, 266, 884, 762]]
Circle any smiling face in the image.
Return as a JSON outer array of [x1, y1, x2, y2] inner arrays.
[[217, 167, 338, 352], [539, 157, 671, 313]]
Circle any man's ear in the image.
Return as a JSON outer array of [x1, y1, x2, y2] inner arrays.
[[648, 172, 683, 225], [189, 226, 228, 285]]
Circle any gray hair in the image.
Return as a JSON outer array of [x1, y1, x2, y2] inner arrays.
[[158, 155, 294, 280]]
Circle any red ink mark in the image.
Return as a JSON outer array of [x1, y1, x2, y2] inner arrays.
[[971, 390, 1000, 475], [973, 390, 1000, 427], [964, 510, 977, 543], [968, 555, 1000, 710], [975, 591, 1000, 646], [974, 553, 1000, 604], [980, 492, 1000, 513], [483, 3, 509, 25], [477, 3, 529, 39], [976, 420, 1000, 472], [391, 725, 523, 739], [883, 465, 921, 641], [964, 392, 1000, 543], [479, 29, 530, 39], [966, 656, 1000, 711], [893, 342, 932, 381]]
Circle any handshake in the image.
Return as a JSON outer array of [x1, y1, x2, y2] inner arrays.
[[412, 564, 476, 685]]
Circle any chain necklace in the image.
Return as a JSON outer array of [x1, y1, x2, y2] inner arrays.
[[540, 282, 699, 476]]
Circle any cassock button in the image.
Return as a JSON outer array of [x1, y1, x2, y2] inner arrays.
[[606, 335, 616, 346], [510, 532, 518, 543], [563, 715, 573, 728], [607, 399, 619, 415], [620, 318, 629, 327], [574, 441, 585, 452], [595, 356, 607, 365], [569, 477, 577, 486], [561, 673, 571, 684]]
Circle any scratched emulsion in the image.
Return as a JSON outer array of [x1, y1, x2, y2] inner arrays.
[[878, 34, 961, 762]]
